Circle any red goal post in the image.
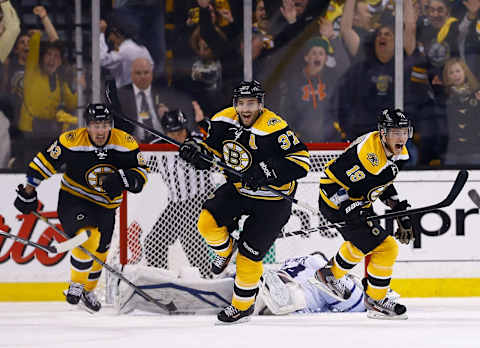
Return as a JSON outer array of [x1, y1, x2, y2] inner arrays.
[[116, 142, 349, 277]]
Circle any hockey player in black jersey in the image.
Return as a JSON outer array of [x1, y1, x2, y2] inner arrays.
[[13, 103, 149, 312], [312, 108, 414, 320], [179, 80, 310, 324]]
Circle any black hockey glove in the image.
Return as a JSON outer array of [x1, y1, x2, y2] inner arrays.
[[340, 200, 370, 225], [178, 138, 212, 170], [241, 160, 278, 191], [392, 200, 414, 244], [100, 169, 138, 199], [14, 184, 38, 214]]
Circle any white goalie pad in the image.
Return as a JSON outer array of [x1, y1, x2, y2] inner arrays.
[[115, 265, 234, 315], [258, 270, 307, 315]]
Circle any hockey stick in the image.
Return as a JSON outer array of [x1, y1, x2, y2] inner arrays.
[[104, 80, 319, 215], [0, 215, 89, 253], [279, 169, 468, 237], [33, 211, 177, 313], [0, 229, 88, 254], [468, 189, 480, 208]]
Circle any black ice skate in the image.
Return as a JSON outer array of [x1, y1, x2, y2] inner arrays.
[[364, 293, 407, 320], [211, 240, 237, 276], [310, 265, 351, 301], [216, 304, 254, 325], [65, 282, 83, 305], [80, 290, 102, 313]]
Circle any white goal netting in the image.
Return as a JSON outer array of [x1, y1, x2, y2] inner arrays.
[[100, 144, 349, 303]]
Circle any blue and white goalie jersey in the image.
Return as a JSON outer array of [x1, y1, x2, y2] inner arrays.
[[278, 254, 365, 313]]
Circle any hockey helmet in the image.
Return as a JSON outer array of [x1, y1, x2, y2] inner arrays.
[[161, 109, 188, 132], [377, 108, 413, 138], [85, 103, 113, 125], [232, 80, 265, 106]]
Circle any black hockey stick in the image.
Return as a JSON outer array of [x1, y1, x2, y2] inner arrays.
[[366, 169, 468, 222], [33, 211, 177, 313], [0, 229, 88, 253], [468, 189, 480, 208], [104, 80, 320, 214], [279, 170, 468, 237]]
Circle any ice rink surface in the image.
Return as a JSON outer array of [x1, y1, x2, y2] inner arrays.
[[1, 298, 480, 348]]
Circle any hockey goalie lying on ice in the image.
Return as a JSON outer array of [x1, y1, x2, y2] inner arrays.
[[115, 252, 399, 315]]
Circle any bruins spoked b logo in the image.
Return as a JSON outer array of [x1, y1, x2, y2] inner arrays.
[[85, 164, 116, 193], [222, 141, 252, 171]]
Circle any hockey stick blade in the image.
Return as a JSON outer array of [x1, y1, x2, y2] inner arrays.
[[52, 230, 90, 253], [368, 170, 469, 221], [0, 230, 57, 253], [468, 189, 480, 208]]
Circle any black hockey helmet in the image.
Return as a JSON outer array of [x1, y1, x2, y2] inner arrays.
[[86, 103, 113, 125], [161, 109, 188, 132], [232, 80, 265, 106], [377, 108, 413, 138]]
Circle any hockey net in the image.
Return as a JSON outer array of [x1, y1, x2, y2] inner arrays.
[[100, 143, 349, 303]]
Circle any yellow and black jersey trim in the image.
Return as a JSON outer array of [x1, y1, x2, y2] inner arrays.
[[201, 141, 223, 159], [129, 167, 149, 184], [356, 131, 408, 175], [59, 128, 139, 152], [324, 166, 350, 190], [211, 107, 288, 136], [285, 150, 310, 172], [233, 181, 296, 200], [29, 152, 57, 180], [60, 174, 122, 209]]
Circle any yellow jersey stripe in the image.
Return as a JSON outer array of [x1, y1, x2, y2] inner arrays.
[[285, 157, 310, 171], [29, 162, 49, 179], [37, 153, 57, 175], [325, 167, 350, 190], [130, 167, 148, 183], [60, 185, 120, 209], [319, 188, 339, 210]]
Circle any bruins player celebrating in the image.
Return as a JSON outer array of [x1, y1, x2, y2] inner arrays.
[[179, 80, 310, 324], [13, 103, 148, 312], [312, 108, 414, 320]]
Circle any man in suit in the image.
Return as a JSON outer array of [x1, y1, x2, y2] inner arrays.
[[116, 57, 193, 143]]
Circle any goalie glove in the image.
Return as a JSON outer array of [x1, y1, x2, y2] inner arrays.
[[100, 169, 141, 199], [241, 160, 278, 191], [391, 200, 414, 244], [14, 184, 39, 214], [178, 138, 212, 170]]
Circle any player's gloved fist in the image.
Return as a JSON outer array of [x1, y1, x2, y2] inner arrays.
[[392, 200, 414, 244], [241, 160, 278, 191], [179, 138, 212, 170], [14, 184, 38, 214], [340, 200, 370, 225], [100, 170, 128, 199]]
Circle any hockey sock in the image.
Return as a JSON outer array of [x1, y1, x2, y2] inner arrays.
[[197, 209, 232, 257], [232, 253, 263, 311], [331, 241, 365, 279], [70, 227, 100, 286], [84, 249, 108, 292], [366, 236, 398, 300]]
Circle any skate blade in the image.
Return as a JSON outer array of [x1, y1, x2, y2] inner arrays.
[[367, 310, 408, 320], [308, 277, 347, 302], [214, 316, 251, 326], [77, 301, 98, 315]]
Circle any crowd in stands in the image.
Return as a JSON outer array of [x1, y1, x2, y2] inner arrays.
[[0, 0, 479, 169]]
